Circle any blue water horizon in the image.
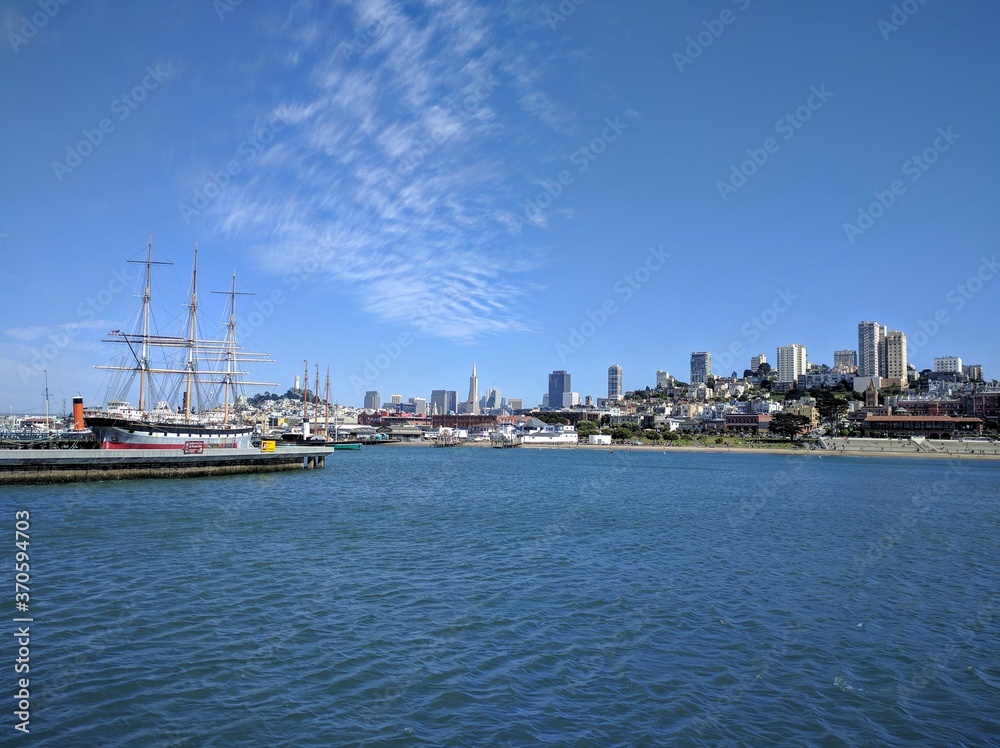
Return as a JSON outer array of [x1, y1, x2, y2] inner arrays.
[[5, 447, 999, 746]]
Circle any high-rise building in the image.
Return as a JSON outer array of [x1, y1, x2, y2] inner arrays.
[[834, 349, 857, 372], [363, 390, 380, 410], [430, 389, 458, 415], [548, 370, 570, 409], [934, 356, 963, 373], [508, 398, 523, 411], [858, 321, 886, 378], [690, 352, 711, 384], [466, 362, 480, 415], [656, 370, 671, 388], [410, 397, 427, 416], [608, 364, 623, 401], [750, 354, 767, 372], [481, 387, 501, 410], [777, 343, 808, 383], [562, 391, 580, 408], [882, 330, 907, 384], [390, 394, 402, 405]]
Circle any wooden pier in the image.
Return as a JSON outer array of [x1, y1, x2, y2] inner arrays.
[[0, 446, 331, 485]]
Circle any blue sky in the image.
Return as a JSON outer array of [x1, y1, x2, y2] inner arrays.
[[2, 0, 998, 413]]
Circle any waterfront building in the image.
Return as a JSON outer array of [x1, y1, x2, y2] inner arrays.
[[777, 344, 808, 383], [690, 352, 711, 384], [608, 364, 623, 401], [724, 412, 772, 432], [860, 414, 984, 438]]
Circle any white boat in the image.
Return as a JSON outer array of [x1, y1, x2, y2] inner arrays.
[[85, 239, 275, 451]]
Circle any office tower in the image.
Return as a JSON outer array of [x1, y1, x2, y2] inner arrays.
[[466, 362, 480, 415], [690, 352, 711, 384], [608, 364, 623, 400], [363, 390, 380, 410], [410, 397, 427, 416], [508, 398, 523, 411], [390, 394, 402, 405], [777, 344, 808, 383], [548, 370, 570, 409], [430, 389, 458, 415], [858, 321, 886, 378]]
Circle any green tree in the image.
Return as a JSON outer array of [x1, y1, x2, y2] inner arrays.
[[537, 413, 568, 425], [815, 390, 849, 432], [769, 413, 811, 441], [611, 427, 633, 442]]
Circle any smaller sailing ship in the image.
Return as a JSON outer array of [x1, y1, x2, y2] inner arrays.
[[85, 239, 276, 451]]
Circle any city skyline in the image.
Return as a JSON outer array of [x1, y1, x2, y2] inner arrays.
[[2, 2, 999, 411]]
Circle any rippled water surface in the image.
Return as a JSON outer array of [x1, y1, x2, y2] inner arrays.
[[4, 447, 999, 746]]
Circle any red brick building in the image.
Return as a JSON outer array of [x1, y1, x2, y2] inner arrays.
[[860, 415, 984, 438], [724, 413, 771, 432]]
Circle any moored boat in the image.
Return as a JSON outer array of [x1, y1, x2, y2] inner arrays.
[[85, 239, 275, 451]]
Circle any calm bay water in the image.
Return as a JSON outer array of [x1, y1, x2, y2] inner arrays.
[[3, 447, 999, 746]]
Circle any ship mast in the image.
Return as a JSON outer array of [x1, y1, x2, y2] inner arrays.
[[324, 366, 331, 439], [302, 360, 309, 422], [214, 271, 252, 426], [184, 245, 199, 422], [315, 362, 320, 424], [128, 238, 172, 412], [43, 369, 50, 433]]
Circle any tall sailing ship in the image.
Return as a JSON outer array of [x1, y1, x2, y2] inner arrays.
[[85, 239, 276, 451]]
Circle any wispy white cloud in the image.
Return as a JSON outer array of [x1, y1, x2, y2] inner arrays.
[[214, 0, 577, 341], [5, 320, 113, 341]]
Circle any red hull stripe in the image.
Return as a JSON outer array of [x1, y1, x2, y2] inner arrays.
[[101, 443, 238, 450]]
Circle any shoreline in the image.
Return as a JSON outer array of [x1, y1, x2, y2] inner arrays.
[[400, 440, 1000, 461]]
